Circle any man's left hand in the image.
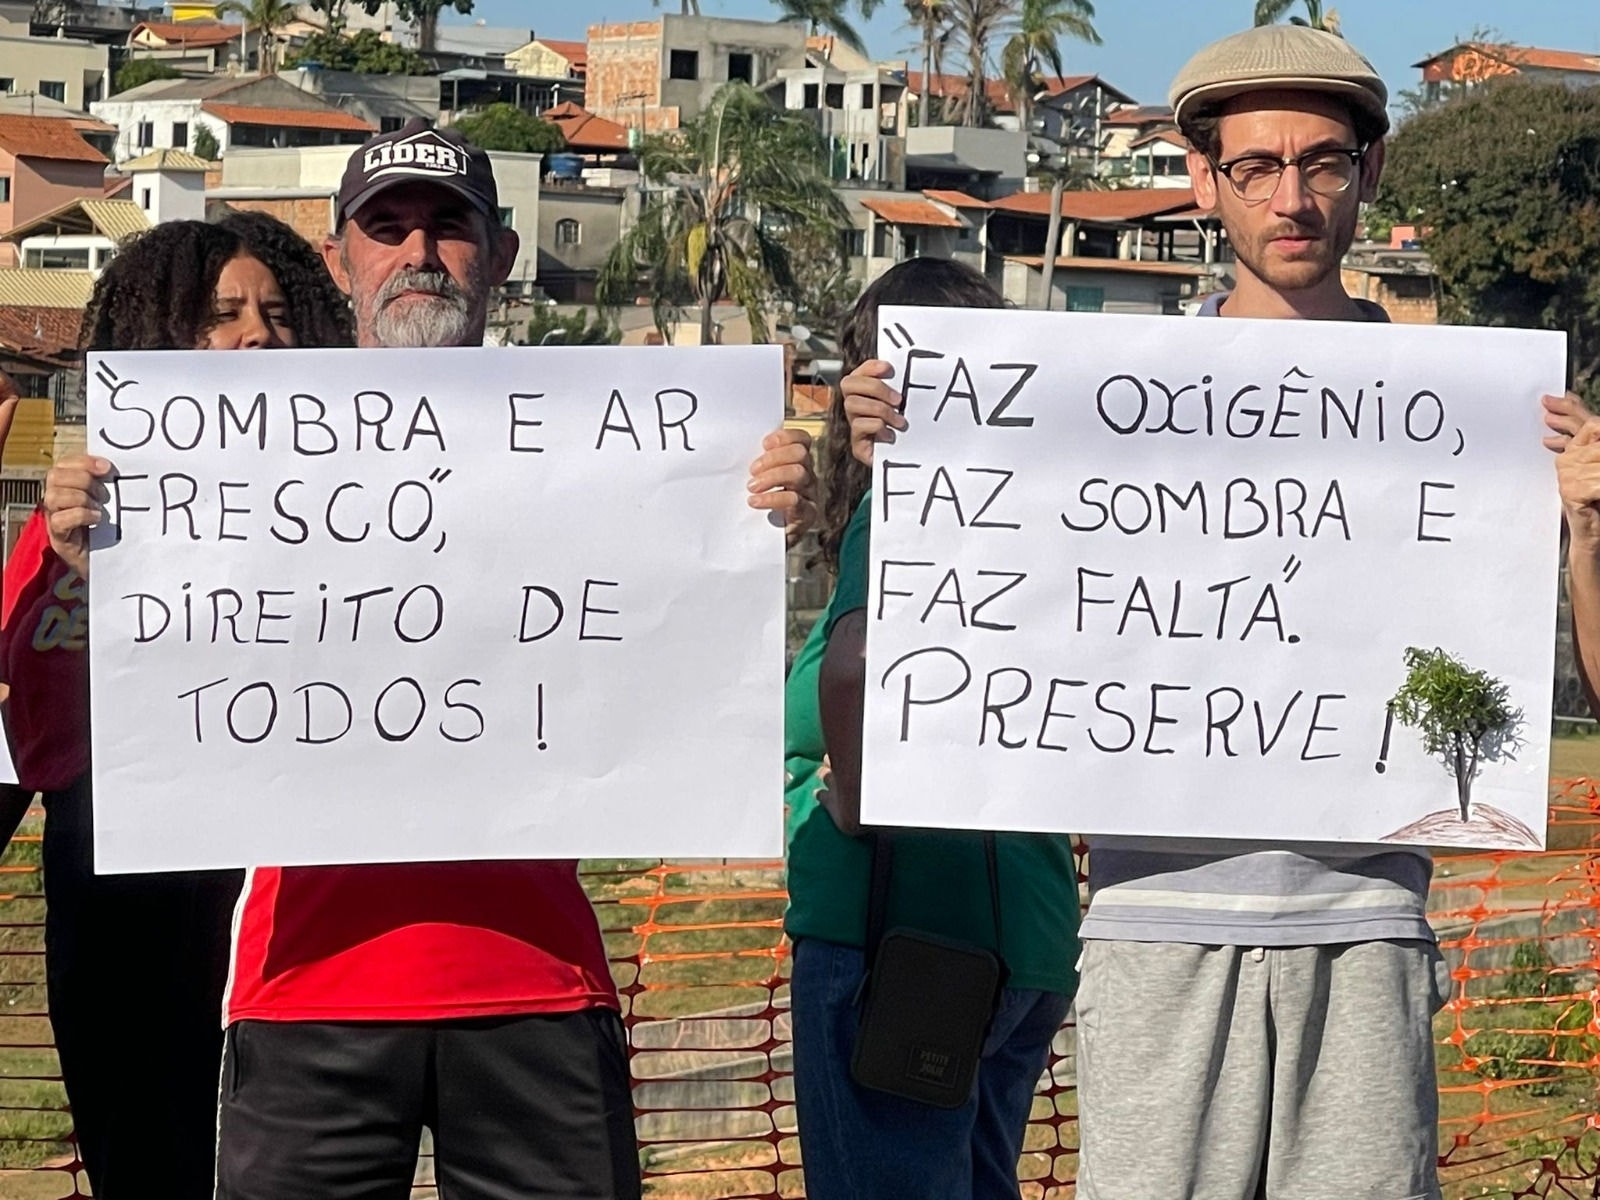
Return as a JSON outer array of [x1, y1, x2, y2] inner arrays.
[[748, 426, 816, 548]]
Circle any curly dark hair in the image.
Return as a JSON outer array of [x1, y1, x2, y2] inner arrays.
[[218, 210, 354, 349], [817, 258, 1004, 572], [79, 212, 353, 352]]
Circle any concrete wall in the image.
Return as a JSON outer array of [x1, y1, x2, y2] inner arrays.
[[538, 185, 625, 302], [91, 95, 204, 161], [904, 125, 1026, 193], [219, 144, 351, 189], [588, 15, 806, 132], [131, 166, 205, 223], [508, 40, 579, 79], [486, 149, 540, 286], [1001, 260, 1202, 312], [0, 32, 110, 110], [0, 154, 107, 265]]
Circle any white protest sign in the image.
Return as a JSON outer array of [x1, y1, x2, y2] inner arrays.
[[87, 346, 785, 872], [861, 307, 1567, 850]]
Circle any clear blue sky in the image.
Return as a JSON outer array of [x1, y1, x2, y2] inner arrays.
[[448, 0, 1599, 113]]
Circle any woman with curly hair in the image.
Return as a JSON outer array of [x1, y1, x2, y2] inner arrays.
[[0, 212, 351, 1198]]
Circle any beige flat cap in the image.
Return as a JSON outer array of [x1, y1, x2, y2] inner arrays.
[[1169, 24, 1389, 135]]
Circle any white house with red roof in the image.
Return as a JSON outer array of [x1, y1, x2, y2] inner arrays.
[[92, 73, 373, 164]]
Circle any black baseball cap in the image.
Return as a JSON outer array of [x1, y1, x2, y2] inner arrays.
[[336, 117, 499, 228]]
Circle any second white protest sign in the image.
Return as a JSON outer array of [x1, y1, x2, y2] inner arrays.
[[860, 306, 1566, 850], [87, 345, 785, 871]]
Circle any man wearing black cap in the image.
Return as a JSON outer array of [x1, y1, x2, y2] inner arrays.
[[213, 119, 814, 1200]]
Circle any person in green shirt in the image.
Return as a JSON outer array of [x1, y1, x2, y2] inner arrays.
[[785, 259, 1081, 1199]]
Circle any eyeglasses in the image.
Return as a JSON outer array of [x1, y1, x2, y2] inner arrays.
[[1212, 147, 1367, 203]]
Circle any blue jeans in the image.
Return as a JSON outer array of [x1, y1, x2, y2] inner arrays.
[[790, 937, 1071, 1200]]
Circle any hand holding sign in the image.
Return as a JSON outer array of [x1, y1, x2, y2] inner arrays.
[[87, 345, 787, 872], [858, 307, 1565, 850]]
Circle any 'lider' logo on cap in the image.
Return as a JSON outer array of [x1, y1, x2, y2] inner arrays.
[[363, 130, 468, 181]]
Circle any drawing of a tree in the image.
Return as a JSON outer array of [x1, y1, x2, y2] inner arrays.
[[1389, 646, 1519, 821]]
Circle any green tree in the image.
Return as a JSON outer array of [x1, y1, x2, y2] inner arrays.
[[113, 58, 182, 94], [303, 0, 351, 35], [598, 83, 849, 346], [1389, 646, 1519, 821], [1252, 0, 1341, 34], [904, 0, 952, 127], [284, 29, 429, 73], [1377, 79, 1600, 400], [525, 307, 619, 346], [355, 0, 473, 55], [217, 0, 301, 72], [452, 105, 566, 154], [773, 0, 868, 55], [192, 124, 221, 160], [1001, 0, 1099, 132]]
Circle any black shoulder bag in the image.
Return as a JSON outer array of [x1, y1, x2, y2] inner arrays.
[[849, 832, 1008, 1108]]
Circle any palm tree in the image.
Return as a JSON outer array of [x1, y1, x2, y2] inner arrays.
[[1001, 0, 1099, 132], [217, 0, 300, 72], [1253, 0, 1342, 35], [774, 0, 869, 56], [904, 0, 952, 126], [945, 0, 1012, 127], [597, 83, 850, 347]]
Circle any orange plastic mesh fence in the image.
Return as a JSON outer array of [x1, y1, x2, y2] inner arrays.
[[1, 783, 1596, 1200]]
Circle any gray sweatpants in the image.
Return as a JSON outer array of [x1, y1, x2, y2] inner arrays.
[[1074, 939, 1450, 1200]]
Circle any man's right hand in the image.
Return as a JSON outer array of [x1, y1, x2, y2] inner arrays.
[[841, 359, 906, 468], [42, 455, 113, 579]]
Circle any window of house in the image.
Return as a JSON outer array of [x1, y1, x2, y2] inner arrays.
[[728, 52, 752, 84], [860, 83, 874, 108], [172, 121, 188, 148], [137, 121, 154, 149], [556, 218, 581, 246], [902, 232, 921, 258], [802, 82, 819, 109], [669, 49, 699, 81], [1065, 285, 1104, 313], [841, 227, 865, 257], [871, 221, 892, 258], [381, 116, 404, 133], [0, 177, 10, 203], [498, 206, 515, 227], [39, 81, 65, 103], [0, 79, 14, 94], [139, 187, 152, 210], [824, 83, 844, 109]]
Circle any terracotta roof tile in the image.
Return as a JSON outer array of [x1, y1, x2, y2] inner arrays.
[[543, 102, 629, 151], [922, 188, 990, 208], [131, 20, 243, 48], [0, 116, 106, 163], [990, 187, 1196, 222], [0, 304, 84, 360], [1415, 42, 1600, 76], [536, 39, 588, 71], [201, 103, 375, 132], [860, 197, 963, 227], [1005, 254, 1213, 277]]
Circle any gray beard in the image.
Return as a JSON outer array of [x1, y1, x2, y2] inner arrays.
[[371, 293, 476, 347]]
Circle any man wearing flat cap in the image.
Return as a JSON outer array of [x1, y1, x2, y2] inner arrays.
[[1072, 26, 1449, 1200]]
